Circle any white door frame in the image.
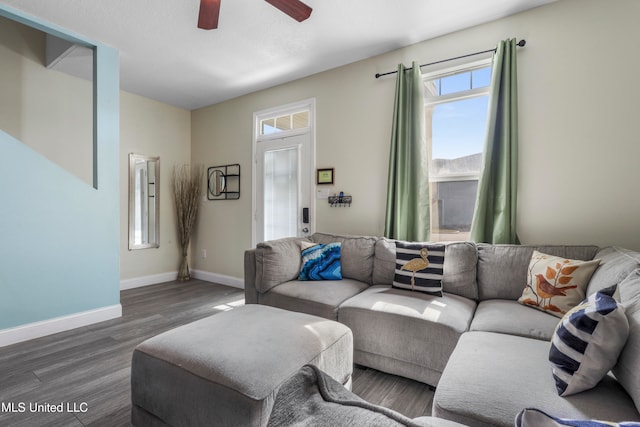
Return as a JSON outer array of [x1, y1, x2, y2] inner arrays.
[[252, 98, 316, 247]]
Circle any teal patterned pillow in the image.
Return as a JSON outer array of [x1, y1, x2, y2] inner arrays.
[[299, 242, 342, 281]]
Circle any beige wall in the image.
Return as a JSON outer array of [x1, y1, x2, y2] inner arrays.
[[119, 91, 191, 281], [191, 0, 640, 280], [0, 15, 93, 186]]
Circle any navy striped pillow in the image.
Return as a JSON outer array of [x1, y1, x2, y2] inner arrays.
[[393, 242, 445, 296], [549, 285, 629, 396], [516, 408, 640, 427]]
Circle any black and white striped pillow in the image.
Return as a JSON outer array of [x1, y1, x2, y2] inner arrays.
[[393, 242, 445, 296], [549, 285, 629, 396]]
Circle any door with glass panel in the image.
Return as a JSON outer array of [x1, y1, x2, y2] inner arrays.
[[253, 100, 315, 245], [255, 133, 312, 243]]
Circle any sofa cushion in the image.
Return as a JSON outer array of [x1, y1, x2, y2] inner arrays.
[[338, 286, 476, 386], [372, 238, 402, 285], [261, 278, 369, 320], [550, 286, 629, 396], [477, 245, 599, 301], [613, 269, 640, 413], [373, 239, 478, 300], [518, 251, 601, 317], [255, 236, 308, 293], [299, 242, 342, 281], [470, 299, 560, 340], [433, 331, 640, 427], [393, 241, 445, 296], [312, 233, 377, 284], [587, 247, 640, 296]]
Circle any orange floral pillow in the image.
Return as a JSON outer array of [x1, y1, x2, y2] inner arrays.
[[518, 251, 601, 317]]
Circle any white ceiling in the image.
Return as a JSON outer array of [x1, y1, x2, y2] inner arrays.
[[1, 0, 556, 110]]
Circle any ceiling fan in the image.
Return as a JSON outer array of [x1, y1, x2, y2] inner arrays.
[[198, 0, 313, 30]]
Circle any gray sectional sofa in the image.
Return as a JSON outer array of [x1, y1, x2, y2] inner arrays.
[[244, 232, 640, 426]]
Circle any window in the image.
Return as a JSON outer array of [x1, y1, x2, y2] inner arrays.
[[424, 60, 491, 241], [263, 147, 299, 241], [259, 111, 309, 136]]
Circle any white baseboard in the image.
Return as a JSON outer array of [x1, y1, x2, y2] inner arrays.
[[191, 269, 244, 289], [121, 270, 244, 290], [120, 271, 178, 290], [0, 304, 122, 348], [2, 270, 242, 348]]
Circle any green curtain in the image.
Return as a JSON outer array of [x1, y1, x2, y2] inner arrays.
[[384, 62, 430, 242], [470, 39, 520, 244]]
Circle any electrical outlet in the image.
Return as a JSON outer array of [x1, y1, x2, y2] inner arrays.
[[201, 249, 207, 258]]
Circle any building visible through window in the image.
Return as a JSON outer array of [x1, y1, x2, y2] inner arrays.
[[424, 59, 491, 241]]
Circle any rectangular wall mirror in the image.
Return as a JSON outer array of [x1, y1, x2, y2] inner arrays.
[[129, 153, 160, 250]]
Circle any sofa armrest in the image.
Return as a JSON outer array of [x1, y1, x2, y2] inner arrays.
[[253, 236, 307, 294], [244, 249, 258, 304]]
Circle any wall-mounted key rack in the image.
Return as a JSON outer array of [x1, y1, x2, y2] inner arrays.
[[328, 192, 352, 207]]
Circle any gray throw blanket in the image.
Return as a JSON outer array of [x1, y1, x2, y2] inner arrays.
[[267, 364, 425, 427]]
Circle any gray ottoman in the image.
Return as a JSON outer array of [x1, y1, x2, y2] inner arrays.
[[131, 304, 353, 426]]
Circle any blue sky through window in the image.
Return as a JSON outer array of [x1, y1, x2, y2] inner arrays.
[[432, 96, 488, 159], [430, 67, 490, 160]]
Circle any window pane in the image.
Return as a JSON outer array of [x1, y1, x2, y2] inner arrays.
[[292, 111, 309, 129], [430, 180, 478, 237], [275, 115, 292, 132], [260, 111, 309, 136], [428, 95, 489, 240], [472, 67, 491, 89], [261, 118, 277, 135], [440, 72, 470, 95], [431, 96, 488, 165], [264, 147, 298, 241]]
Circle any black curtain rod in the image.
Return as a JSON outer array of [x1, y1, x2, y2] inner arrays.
[[374, 39, 526, 79]]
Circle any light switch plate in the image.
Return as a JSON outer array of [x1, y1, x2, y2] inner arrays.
[[316, 188, 329, 199]]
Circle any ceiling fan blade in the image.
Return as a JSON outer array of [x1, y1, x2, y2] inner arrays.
[[265, 0, 312, 22], [198, 0, 221, 30]]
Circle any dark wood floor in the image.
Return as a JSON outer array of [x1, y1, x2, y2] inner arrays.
[[0, 280, 434, 426]]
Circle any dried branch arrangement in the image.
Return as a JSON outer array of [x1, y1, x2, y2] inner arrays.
[[173, 164, 204, 281]]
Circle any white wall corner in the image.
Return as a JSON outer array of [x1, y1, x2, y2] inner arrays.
[[191, 269, 245, 289], [0, 304, 122, 348]]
